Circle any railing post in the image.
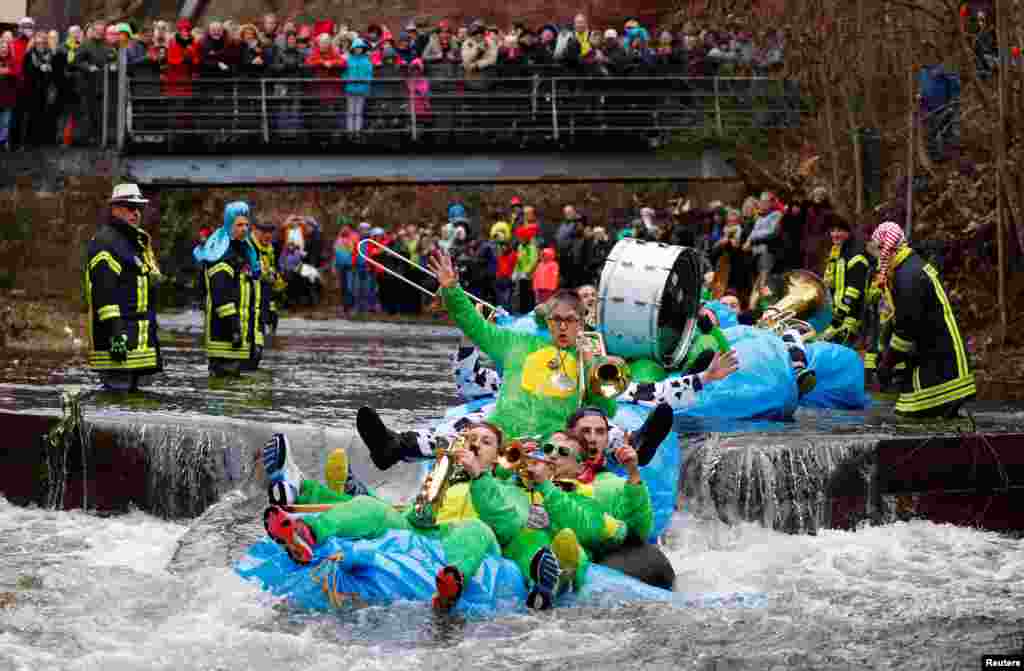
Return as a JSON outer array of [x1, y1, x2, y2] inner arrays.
[[101, 63, 109, 149], [713, 77, 723, 137], [409, 81, 418, 142], [261, 79, 270, 143], [116, 47, 128, 151], [551, 78, 559, 141], [531, 74, 538, 121]]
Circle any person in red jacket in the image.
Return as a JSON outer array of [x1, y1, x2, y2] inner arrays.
[[305, 34, 345, 138], [491, 221, 518, 311], [165, 19, 199, 144], [10, 17, 33, 148], [0, 40, 15, 150], [533, 247, 560, 305]]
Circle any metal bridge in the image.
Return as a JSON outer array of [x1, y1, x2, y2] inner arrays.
[[96, 54, 802, 185]]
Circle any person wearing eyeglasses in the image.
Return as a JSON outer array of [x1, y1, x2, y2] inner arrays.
[[357, 250, 631, 472], [84, 184, 163, 392]]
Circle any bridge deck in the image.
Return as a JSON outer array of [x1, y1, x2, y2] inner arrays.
[[123, 150, 738, 186]]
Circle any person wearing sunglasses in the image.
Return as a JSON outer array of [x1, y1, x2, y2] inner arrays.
[[83, 184, 163, 392]]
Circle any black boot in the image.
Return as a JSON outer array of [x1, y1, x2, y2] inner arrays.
[[632, 402, 674, 467], [357, 406, 401, 471], [356, 406, 423, 471]]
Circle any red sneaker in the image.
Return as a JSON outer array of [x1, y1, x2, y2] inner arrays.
[[263, 506, 316, 565], [431, 565, 464, 612]]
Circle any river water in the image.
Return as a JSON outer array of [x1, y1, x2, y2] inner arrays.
[[0, 312, 1021, 671]]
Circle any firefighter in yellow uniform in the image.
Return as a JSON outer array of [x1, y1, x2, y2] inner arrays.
[[193, 202, 264, 377], [870, 222, 975, 417], [821, 216, 871, 346], [84, 184, 163, 392]]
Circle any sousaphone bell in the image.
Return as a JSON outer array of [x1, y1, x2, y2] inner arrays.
[[756, 270, 832, 341]]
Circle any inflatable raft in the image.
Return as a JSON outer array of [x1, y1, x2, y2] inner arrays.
[[237, 530, 767, 618]]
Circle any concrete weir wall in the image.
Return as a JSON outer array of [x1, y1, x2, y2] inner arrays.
[[0, 410, 422, 520], [683, 430, 1024, 536]]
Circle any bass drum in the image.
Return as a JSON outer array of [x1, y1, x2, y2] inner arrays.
[[597, 239, 704, 368]]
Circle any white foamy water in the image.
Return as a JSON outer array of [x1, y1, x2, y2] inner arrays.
[[0, 499, 1020, 671]]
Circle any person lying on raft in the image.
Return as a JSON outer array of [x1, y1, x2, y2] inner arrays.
[[359, 253, 676, 471], [698, 302, 817, 397], [263, 423, 626, 611]]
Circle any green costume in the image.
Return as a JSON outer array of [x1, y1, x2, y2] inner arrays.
[[469, 472, 629, 589], [441, 285, 617, 439], [302, 489, 501, 584], [590, 472, 654, 544]]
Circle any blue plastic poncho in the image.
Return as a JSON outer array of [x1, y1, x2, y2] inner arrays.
[[193, 201, 260, 276]]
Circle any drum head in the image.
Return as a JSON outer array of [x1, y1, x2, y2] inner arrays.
[[656, 247, 703, 367]]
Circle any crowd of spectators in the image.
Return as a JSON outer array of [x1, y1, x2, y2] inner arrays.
[[211, 187, 841, 319], [0, 12, 788, 150]]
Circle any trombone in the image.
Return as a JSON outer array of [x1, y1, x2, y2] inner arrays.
[[357, 238, 504, 318]]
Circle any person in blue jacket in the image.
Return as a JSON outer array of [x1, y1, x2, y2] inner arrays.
[[344, 37, 373, 138]]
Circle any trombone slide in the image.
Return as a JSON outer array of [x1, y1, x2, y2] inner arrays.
[[356, 238, 502, 316]]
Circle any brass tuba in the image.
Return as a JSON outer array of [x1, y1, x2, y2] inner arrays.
[[577, 332, 632, 400], [413, 432, 477, 520], [756, 270, 830, 340]]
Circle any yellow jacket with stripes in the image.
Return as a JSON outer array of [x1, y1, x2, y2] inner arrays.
[[203, 242, 264, 361], [84, 217, 163, 374], [886, 246, 975, 413], [823, 238, 871, 336]]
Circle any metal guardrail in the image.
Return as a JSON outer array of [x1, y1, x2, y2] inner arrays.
[[105, 72, 802, 150]]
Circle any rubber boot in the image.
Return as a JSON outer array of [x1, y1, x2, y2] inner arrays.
[[631, 402, 673, 466], [325, 448, 349, 494], [356, 406, 422, 471], [550, 528, 582, 595]]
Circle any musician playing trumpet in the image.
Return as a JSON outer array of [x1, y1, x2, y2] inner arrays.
[[263, 422, 629, 612]]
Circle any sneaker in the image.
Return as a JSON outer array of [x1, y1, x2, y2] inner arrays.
[[632, 402, 673, 467], [268, 480, 298, 506], [550, 528, 582, 595], [526, 547, 561, 611], [325, 448, 349, 494], [263, 505, 316, 565], [432, 565, 464, 612], [263, 433, 303, 484]]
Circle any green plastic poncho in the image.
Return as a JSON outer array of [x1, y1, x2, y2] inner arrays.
[[441, 286, 617, 439]]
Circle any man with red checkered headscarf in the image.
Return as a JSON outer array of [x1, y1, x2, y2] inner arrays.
[[869, 221, 975, 418]]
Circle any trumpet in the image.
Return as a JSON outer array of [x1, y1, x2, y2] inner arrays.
[[577, 331, 632, 401], [413, 433, 479, 520], [357, 239, 503, 317], [499, 439, 554, 484]]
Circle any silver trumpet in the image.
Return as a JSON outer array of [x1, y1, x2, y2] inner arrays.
[[356, 238, 503, 316]]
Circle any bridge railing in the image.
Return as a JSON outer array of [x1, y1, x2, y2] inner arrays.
[[115, 72, 803, 150]]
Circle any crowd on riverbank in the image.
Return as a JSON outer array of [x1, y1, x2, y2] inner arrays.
[[223, 189, 848, 318], [0, 12, 787, 150]]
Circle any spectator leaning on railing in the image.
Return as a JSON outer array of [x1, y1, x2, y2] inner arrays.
[[1, 14, 791, 149]]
